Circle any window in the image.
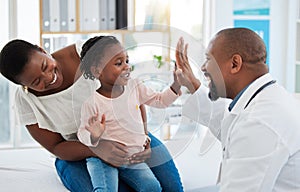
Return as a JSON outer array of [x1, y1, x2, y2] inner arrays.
[[0, 76, 10, 146], [0, 0, 39, 148], [0, 0, 13, 148]]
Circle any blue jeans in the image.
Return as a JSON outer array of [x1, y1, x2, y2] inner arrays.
[[55, 133, 184, 192], [87, 157, 161, 192]]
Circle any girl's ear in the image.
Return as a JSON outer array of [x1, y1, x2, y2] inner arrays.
[[231, 54, 243, 74], [91, 66, 101, 77]]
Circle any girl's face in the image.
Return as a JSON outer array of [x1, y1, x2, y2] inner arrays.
[[98, 44, 131, 86], [17, 50, 63, 92]]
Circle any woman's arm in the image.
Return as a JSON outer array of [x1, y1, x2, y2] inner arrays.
[[26, 123, 130, 167], [26, 123, 94, 160]]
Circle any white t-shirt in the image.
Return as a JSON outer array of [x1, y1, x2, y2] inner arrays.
[[14, 40, 100, 140]]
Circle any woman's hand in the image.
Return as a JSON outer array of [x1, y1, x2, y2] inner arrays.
[[90, 140, 130, 167], [128, 141, 151, 164], [175, 37, 201, 93]]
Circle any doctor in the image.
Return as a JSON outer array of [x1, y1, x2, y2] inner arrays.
[[175, 28, 300, 191]]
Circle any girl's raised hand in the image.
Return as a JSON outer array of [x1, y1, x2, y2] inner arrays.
[[85, 113, 106, 145]]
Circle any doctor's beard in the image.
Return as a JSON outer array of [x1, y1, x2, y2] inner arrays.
[[208, 80, 219, 101]]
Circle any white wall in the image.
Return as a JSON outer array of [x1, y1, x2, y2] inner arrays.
[[213, 0, 234, 35], [269, 0, 291, 90], [284, 0, 298, 92], [208, 0, 295, 91]]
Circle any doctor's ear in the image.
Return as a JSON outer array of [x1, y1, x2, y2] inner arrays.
[[231, 54, 242, 74]]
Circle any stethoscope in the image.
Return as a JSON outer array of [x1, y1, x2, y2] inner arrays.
[[244, 80, 276, 109]]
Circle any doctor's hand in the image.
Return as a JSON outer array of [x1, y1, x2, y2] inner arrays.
[[90, 140, 130, 167], [175, 37, 201, 93]]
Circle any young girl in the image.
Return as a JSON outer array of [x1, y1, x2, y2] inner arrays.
[[77, 35, 181, 191]]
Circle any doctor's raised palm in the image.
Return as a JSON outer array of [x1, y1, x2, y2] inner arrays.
[[175, 37, 201, 93]]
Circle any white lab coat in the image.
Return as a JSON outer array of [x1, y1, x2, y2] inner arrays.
[[183, 73, 300, 192]]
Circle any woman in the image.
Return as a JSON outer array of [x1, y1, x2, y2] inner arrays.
[[0, 39, 183, 192]]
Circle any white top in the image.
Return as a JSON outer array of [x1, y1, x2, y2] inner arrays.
[[14, 40, 100, 140], [78, 78, 179, 155], [183, 73, 300, 191]]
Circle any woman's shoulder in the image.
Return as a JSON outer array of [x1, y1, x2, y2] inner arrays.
[[14, 86, 38, 114], [53, 44, 80, 62], [15, 86, 26, 101], [56, 40, 84, 57], [15, 86, 34, 101], [53, 39, 85, 56]]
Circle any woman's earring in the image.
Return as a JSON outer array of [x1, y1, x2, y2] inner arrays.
[[22, 86, 28, 94]]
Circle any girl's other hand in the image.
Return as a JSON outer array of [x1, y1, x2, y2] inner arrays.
[[128, 141, 151, 164]]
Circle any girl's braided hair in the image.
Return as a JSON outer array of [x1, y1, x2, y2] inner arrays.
[[80, 35, 120, 80]]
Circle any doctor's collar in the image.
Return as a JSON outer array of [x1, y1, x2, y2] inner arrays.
[[228, 84, 251, 112]]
